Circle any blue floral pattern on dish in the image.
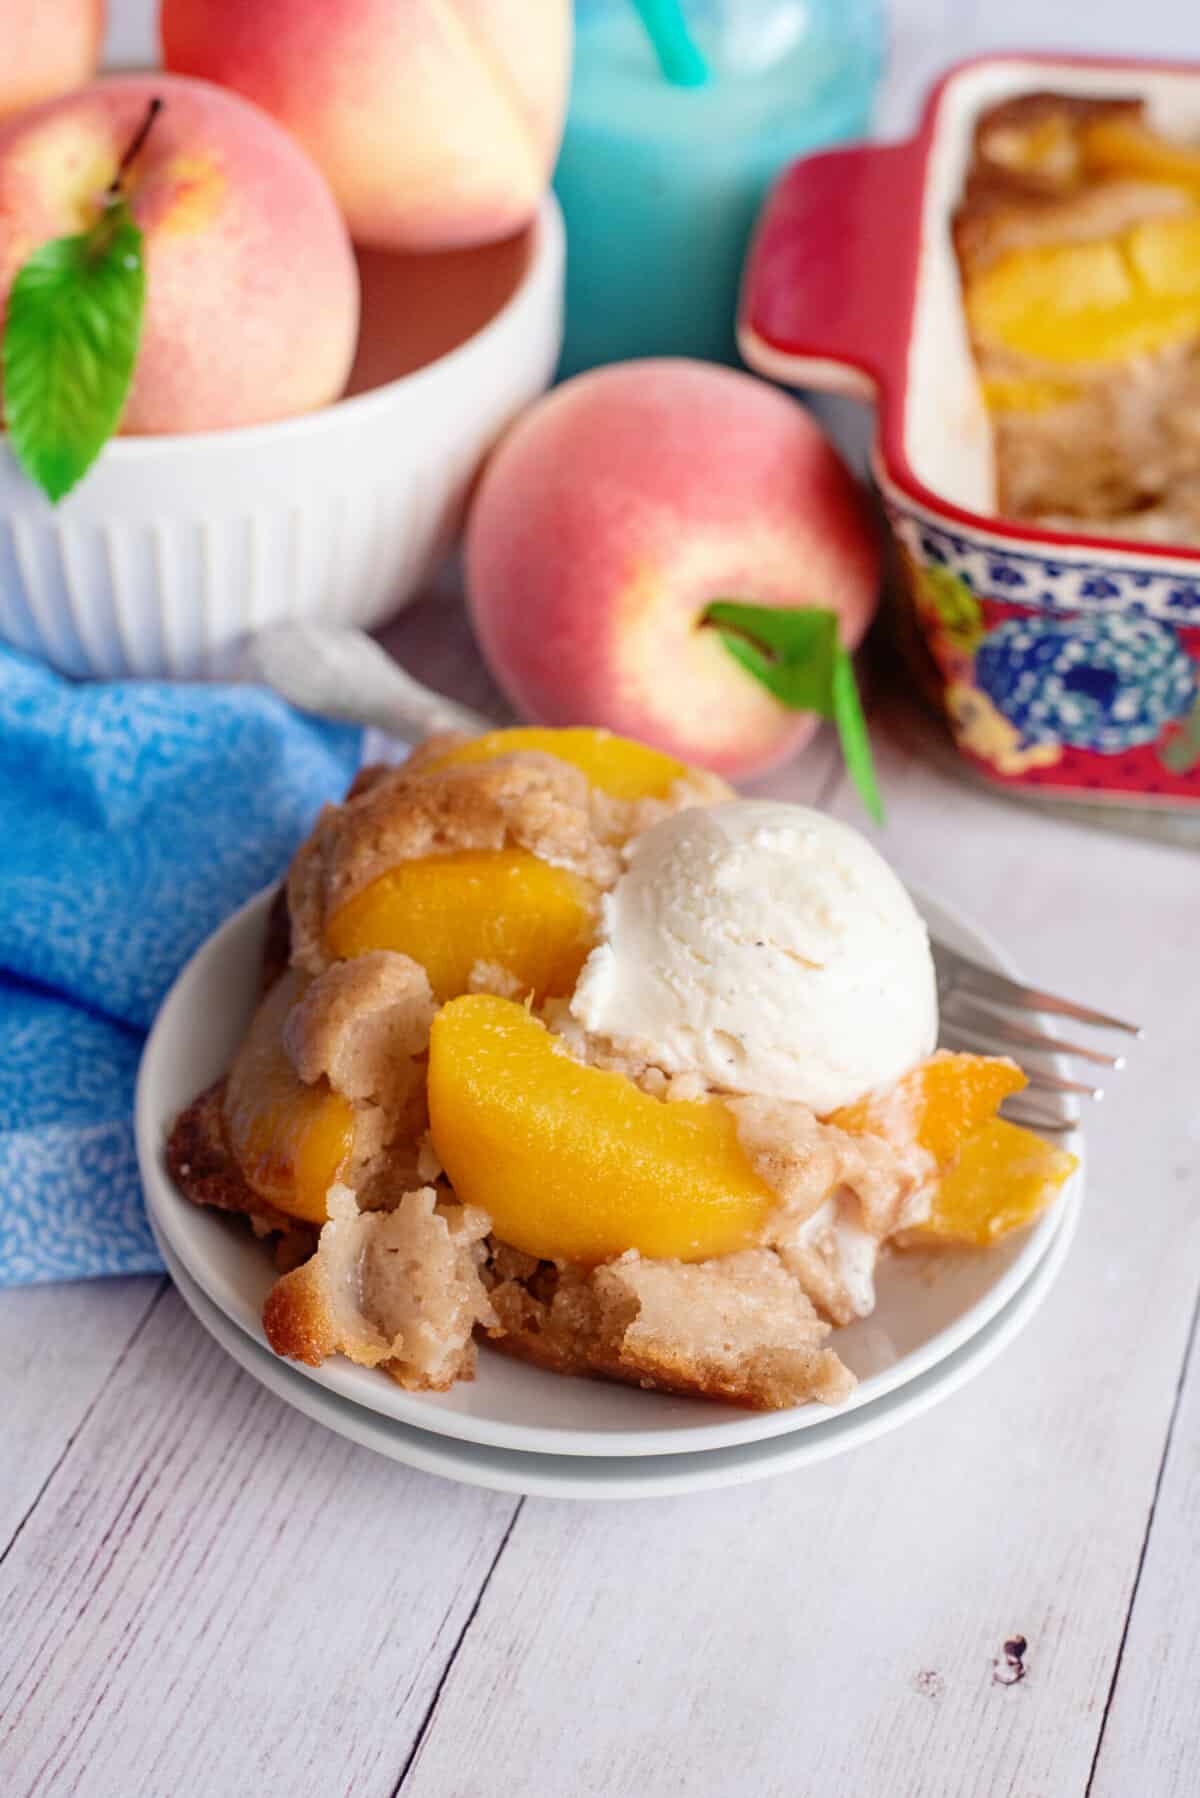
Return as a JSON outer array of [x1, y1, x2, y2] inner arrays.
[[974, 614, 1196, 753], [893, 509, 1200, 625]]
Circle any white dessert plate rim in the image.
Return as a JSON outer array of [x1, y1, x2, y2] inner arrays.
[[152, 1183, 1080, 1500], [136, 883, 1083, 1459]]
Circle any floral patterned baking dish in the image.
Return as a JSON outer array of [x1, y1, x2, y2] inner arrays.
[[739, 52, 1200, 810]]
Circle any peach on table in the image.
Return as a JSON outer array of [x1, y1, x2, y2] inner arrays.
[[465, 359, 881, 780], [0, 73, 358, 433], [161, 0, 571, 251]]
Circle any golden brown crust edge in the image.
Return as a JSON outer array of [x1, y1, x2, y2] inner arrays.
[[165, 1077, 317, 1265], [166, 1078, 258, 1219], [169, 1080, 856, 1411], [262, 1186, 491, 1392], [485, 1328, 833, 1412], [484, 1255, 854, 1413], [952, 90, 1147, 276], [261, 1258, 474, 1392], [262, 1259, 338, 1368]]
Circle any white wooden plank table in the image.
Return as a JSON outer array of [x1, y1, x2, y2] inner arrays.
[[3, 2, 1199, 1793], [3, 627, 1195, 1798]]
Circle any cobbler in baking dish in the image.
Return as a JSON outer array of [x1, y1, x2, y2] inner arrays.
[[956, 90, 1200, 542], [167, 727, 1075, 1411]]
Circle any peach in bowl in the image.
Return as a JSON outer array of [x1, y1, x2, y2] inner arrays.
[[0, 74, 563, 679], [161, 0, 571, 253]]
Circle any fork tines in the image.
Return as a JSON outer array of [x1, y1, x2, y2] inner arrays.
[[931, 939, 1140, 1129]]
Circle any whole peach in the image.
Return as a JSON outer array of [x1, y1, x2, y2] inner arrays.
[[465, 360, 881, 780], [0, 0, 105, 120], [161, 0, 571, 253], [0, 74, 359, 434]]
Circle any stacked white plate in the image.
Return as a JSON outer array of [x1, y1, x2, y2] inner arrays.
[[136, 889, 1083, 1501]]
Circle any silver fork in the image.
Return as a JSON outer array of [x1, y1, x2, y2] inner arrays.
[[932, 939, 1141, 1134]]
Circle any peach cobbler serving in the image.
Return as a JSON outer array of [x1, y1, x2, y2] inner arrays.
[[167, 728, 1076, 1411]]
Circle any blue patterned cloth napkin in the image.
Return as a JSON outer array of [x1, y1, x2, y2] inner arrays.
[[0, 648, 362, 1287]]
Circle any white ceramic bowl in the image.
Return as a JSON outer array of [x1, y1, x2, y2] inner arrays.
[[0, 194, 563, 679]]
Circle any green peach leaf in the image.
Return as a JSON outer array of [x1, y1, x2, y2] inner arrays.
[[3, 198, 146, 503], [704, 600, 884, 824]]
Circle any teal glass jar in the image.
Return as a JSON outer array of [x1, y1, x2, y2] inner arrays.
[[555, 0, 886, 375]]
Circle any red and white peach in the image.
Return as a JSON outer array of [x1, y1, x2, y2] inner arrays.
[[161, 0, 571, 253], [0, 73, 359, 433], [0, 0, 106, 121], [465, 359, 881, 780]]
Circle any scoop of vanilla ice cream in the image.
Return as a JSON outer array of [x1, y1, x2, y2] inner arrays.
[[570, 800, 938, 1112]]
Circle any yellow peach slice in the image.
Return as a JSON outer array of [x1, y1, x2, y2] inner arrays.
[[422, 725, 688, 800], [427, 994, 774, 1264], [1125, 212, 1200, 302], [904, 1118, 1077, 1246], [1083, 114, 1200, 197], [981, 375, 1081, 414], [829, 1052, 1026, 1171], [967, 218, 1200, 367], [224, 970, 355, 1224], [967, 239, 1134, 364], [326, 848, 596, 1004]]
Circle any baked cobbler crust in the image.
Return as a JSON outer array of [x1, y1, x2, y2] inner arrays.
[[264, 1183, 495, 1391], [289, 744, 729, 976], [485, 1247, 855, 1409], [165, 1077, 319, 1272], [167, 740, 937, 1412], [955, 91, 1200, 536]]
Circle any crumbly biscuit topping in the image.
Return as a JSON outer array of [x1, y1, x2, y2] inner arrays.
[[170, 738, 941, 1411], [264, 1183, 495, 1390], [954, 91, 1200, 535], [289, 743, 733, 975], [283, 950, 434, 1106]]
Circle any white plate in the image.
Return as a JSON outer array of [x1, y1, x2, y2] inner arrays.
[[136, 886, 1082, 1459], [152, 1185, 1079, 1499]]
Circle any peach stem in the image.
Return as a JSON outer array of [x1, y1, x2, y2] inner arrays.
[[106, 95, 164, 201]]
